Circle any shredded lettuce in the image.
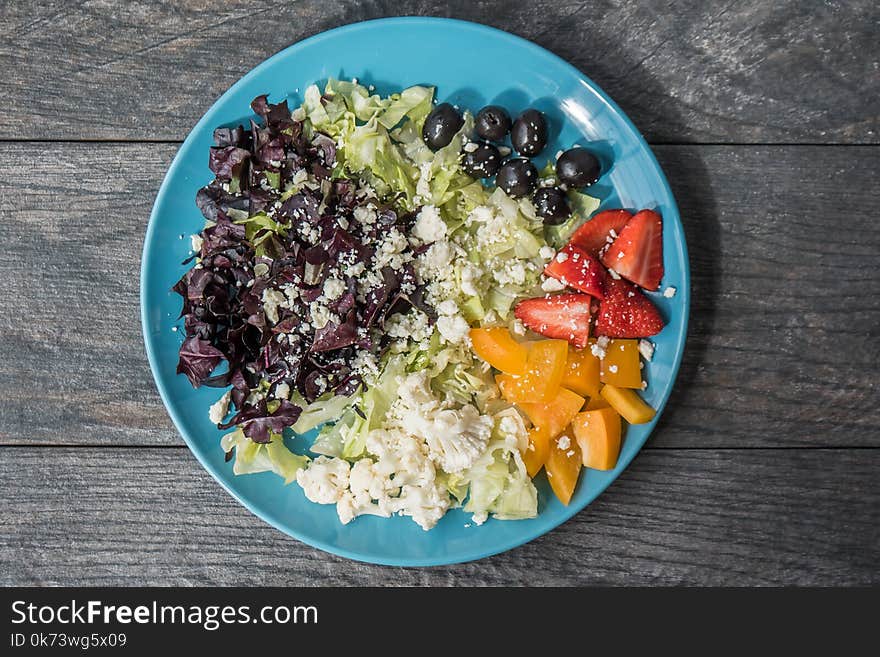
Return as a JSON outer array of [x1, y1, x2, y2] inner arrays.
[[220, 429, 309, 484], [291, 390, 360, 435]]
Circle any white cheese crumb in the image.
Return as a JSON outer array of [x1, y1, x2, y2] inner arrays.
[[638, 339, 655, 361], [462, 141, 479, 153], [541, 277, 566, 292], [512, 319, 526, 336], [412, 205, 447, 243], [436, 299, 459, 316], [190, 234, 203, 253], [498, 145, 512, 156], [607, 267, 621, 280], [208, 390, 231, 425], [557, 435, 571, 450], [274, 382, 291, 400], [663, 286, 677, 298], [322, 277, 346, 301], [608, 364, 619, 373], [555, 251, 570, 263], [539, 245, 556, 260], [566, 450, 576, 458], [436, 313, 471, 345]]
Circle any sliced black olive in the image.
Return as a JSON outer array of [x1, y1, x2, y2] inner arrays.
[[496, 158, 538, 198], [533, 186, 571, 225], [461, 142, 502, 178], [422, 103, 464, 151], [475, 105, 512, 141], [555, 147, 601, 187], [511, 109, 547, 156]]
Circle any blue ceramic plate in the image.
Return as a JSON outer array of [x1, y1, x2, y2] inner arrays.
[[141, 17, 689, 566]]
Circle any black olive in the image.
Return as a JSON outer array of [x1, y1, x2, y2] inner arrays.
[[533, 187, 571, 225], [461, 142, 501, 178], [511, 109, 548, 156], [475, 105, 512, 141], [555, 147, 601, 187], [422, 103, 464, 151], [496, 158, 538, 198]]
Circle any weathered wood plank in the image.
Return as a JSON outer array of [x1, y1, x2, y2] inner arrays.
[[0, 0, 876, 143], [0, 447, 876, 585], [0, 143, 877, 447]]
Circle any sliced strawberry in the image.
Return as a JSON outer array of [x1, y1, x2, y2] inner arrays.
[[568, 209, 632, 257], [543, 244, 606, 298], [595, 277, 665, 338], [515, 293, 592, 348], [601, 209, 663, 290]]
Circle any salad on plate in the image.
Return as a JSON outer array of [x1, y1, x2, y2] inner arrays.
[[173, 80, 671, 530]]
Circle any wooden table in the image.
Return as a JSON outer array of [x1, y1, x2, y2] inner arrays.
[[1, 1, 877, 586]]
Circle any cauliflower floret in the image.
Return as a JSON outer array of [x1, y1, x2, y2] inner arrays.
[[421, 406, 493, 474], [391, 372, 493, 474], [388, 481, 451, 531], [336, 458, 397, 524], [296, 456, 350, 505]]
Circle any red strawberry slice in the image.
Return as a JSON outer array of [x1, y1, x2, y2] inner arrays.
[[601, 209, 663, 290], [569, 209, 632, 257], [543, 243, 606, 298], [595, 277, 665, 338], [514, 293, 592, 348]]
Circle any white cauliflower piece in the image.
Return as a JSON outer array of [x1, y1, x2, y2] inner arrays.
[[421, 406, 493, 474], [296, 456, 350, 505]]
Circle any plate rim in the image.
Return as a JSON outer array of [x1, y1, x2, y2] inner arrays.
[[140, 16, 690, 567]]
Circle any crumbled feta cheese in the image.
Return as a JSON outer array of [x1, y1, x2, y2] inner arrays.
[[607, 267, 621, 280], [663, 286, 677, 298], [323, 277, 346, 300], [460, 262, 482, 297], [412, 205, 447, 243], [638, 339, 655, 361], [415, 161, 433, 203], [436, 299, 459, 316], [494, 260, 527, 286], [462, 141, 479, 153], [498, 146, 511, 156], [190, 234, 203, 253], [557, 435, 571, 450], [436, 313, 471, 345], [208, 390, 231, 424], [541, 277, 566, 292], [512, 319, 526, 336], [309, 302, 335, 330], [253, 262, 270, 277], [591, 335, 610, 359], [353, 204, 377, 226], [261, 288, 287, 324], [539, 245, 556, 260], [274, 382, 290, 400], [608, 364, 619, 373], [555, 251, 569, 263]]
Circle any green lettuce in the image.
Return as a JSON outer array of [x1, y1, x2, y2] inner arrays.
[[220, 429, 308, 484]]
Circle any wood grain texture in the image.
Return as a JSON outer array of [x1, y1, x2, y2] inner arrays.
[[1, 143, 877, 447], [1, 446, 876, 585], [0, 0, 876, 143]]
